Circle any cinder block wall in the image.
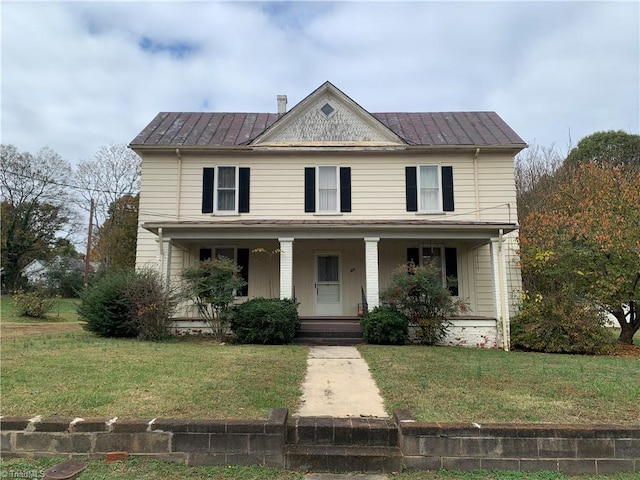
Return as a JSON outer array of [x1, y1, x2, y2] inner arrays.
[[1, 409, 638, 475], [394, 410, 640, 476]]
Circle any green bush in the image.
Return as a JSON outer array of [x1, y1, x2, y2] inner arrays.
[[381, 262, 466, 345], [361, 306, 408, 345], [511, 292, 614, 355], [78, 268, 177, 340], [230, 298, 300, 344], [78, 270, 137, 338], [12, 289, 59, 318]]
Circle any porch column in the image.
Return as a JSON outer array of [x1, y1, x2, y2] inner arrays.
[[364, 237, 380, 309], [491, 232, 510, 351], [278, 237, 294, 299], [157, 228, 172, 290]]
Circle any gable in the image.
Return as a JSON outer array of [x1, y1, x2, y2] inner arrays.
[[251, 81, 406, 147]]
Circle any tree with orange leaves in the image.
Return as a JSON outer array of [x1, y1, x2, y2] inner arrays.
[[519, 161, 640, 344]]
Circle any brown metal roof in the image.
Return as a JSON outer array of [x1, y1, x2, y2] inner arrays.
[[131, 111, 525, 148]]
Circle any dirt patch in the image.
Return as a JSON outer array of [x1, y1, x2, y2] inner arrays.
[[610, 342, 640, 358], [0, 321, 83, 340]]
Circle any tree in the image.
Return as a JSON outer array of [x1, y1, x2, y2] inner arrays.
[[565, 130, 640, 169], [91, 194, 139, 270], [519, 162, 640, 344], [74, 143, 141, 227], [181, 258, 247, 341], [0, 145, 76, 290], [514, 143, 564, 224]]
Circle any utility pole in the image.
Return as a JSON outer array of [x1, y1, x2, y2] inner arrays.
[[83, 198, 95, 289]]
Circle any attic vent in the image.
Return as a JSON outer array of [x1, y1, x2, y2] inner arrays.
[[320, 103, 335, 117]]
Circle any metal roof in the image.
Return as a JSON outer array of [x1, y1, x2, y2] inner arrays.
[[131, 111, 525, 149]]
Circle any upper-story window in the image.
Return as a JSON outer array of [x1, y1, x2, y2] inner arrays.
[[317, 166, 339, 212], [216, 166, 238, 213], [406, 165, 454, 213], [418, 165, 441, 213], [202, 167, 250, 214], [305, 166, 351, 214]]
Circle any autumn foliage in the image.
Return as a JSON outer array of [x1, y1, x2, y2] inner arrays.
[[518, 161, 640, 345]]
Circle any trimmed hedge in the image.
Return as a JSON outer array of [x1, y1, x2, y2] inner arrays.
[[361, 305, 408, 345], [230, 298, 300, 344]]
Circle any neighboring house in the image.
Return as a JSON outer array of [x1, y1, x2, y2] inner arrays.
[[21, 259, 48, 285], [130, 82, 526, 349], [21, 256, 96, 287]]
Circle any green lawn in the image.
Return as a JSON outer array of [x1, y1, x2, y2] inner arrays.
[[359, 345, 640, 424], [0, 329, 308, 419], [1, 457, 638, 480], [0, 294, 80, 322]]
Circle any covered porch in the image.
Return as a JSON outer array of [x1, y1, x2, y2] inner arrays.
[[142, 219, 518, 349]]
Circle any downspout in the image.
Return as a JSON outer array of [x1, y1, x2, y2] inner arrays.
[[473, 147, 481, 221], [175, 149, 183, 221], [498, 228, 510, 351]]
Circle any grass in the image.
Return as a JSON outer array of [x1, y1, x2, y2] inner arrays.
[[2, 458, 639, 479], [0, 329, 308, 419], [0, 294, 80, 322], [359, 345, 640, 424]]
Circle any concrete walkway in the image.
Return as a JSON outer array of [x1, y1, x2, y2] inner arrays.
[[295, 346, 388, 418]]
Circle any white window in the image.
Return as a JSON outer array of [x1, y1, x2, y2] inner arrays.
[[418, 165, 442, 213], [215, 166, 238, 213], [317, 166, 339, 213], [214, 247, 236, 262], [422, 246, 445, 283]]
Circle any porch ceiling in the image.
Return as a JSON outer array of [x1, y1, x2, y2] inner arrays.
[[143, 219, 517, 242]]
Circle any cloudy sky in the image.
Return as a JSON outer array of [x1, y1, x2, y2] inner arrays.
[[2, 1, 638, 165]]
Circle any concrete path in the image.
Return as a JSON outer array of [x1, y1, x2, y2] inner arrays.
[[295, 346, 388, 418], [305, 475, 388, 480]]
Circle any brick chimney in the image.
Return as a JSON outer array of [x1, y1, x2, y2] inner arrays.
[[277, 95, 287, 115]]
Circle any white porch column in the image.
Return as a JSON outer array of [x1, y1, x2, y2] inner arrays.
[[364, 237, 380, 309], [491, 232, 510, 351], [158, 228, 172, 290], [278, 237, 294, 299]]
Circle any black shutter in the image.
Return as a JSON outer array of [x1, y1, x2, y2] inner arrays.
[[405, 167, 417, 212], [202, 168, 214, 213], [340, 167, 351, 213], [239, 167, 250, 213], [445, 247, 458, 296], [237, 248, 249, 297], [407, 247, 420, 266], [442, 166, 454, 212], [304, 167, 316, 213], [199, 248, 212, 262]]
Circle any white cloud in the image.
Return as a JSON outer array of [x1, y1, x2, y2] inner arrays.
[[1, 0, 638, 164]]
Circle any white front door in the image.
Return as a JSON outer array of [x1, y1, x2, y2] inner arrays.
[[315, 253, 342, 316]]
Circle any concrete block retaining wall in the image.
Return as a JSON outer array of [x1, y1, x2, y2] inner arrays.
[[1, 409, 638, 475]]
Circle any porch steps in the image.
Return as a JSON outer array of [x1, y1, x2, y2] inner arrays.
[[285, 417, 402, 473], [295, 317, 363, 346]]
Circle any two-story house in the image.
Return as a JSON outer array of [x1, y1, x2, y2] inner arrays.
[[130, 81, 526, 349]]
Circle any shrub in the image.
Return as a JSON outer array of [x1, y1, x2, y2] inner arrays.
[[230, 298, 300, 344], [182, 258, 246, 341], [361, 306, 408, 345], [12, 289, 59, 318], [511, 292, 614, 355], [78, 268, 177, 340], [381, 262, 466, 345], [126, 268, 178, 341], [78, 270, 137, 338]]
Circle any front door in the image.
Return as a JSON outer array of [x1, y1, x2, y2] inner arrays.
[[315, 253, 342, 316]]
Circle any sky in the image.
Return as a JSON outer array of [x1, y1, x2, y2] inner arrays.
[[1, 0, 638, 166]]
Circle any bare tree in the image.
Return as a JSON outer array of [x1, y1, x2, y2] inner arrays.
[[1, 144, 76, 289], [74, 143, 141, 226]]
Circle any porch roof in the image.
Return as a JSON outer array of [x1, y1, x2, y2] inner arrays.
[[143, 218, 517, 242]]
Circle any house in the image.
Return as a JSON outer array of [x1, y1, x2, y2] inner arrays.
[[21, 259, 48, 285], [130, 81, 526, 349]]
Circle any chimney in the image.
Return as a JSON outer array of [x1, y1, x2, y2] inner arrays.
[[277, 95, 287, 115]]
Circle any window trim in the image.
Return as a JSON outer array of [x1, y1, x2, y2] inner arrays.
[[316, 165, 340, 214], [214, 165, 239, 215], [417, 164, 443, 213]]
